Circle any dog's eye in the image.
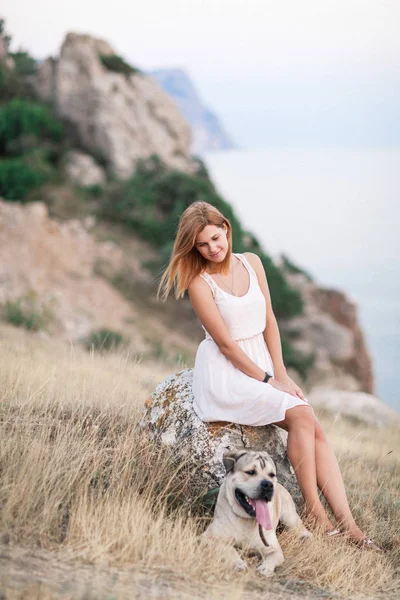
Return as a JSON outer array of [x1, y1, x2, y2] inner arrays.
[[245, 470, 256, 476], [269, 472, 276, 478]]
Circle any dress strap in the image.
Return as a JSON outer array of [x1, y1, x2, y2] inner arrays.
[[199, 272, 219, 299], [235, 253, 257, 279]]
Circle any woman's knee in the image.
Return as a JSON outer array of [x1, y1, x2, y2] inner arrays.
[[285, 405, 315, 432]]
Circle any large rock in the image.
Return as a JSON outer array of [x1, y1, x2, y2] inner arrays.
[[63, 150, 106, 187], [279, 268, 374, 394], [0, 199, 133, 341], [143, 368, 303, 507], [34, 33, 194, 178], [308, 388, 400, 428]]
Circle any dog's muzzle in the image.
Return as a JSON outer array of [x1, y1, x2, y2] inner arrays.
[[235, 480, 274, 530]]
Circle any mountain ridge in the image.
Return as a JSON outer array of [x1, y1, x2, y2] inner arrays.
[[150, 68, 236, 155]]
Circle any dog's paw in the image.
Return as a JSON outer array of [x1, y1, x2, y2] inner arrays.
[[234, 558, 248, 571], [300, 528, 313, 540], [257, 562, 276, 578]]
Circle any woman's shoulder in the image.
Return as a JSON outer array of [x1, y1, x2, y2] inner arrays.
[[188, 272, 212, 294], [242, 252, 263, 270]]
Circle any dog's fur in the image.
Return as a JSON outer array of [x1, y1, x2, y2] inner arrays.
[[204, 450, 311, 577]]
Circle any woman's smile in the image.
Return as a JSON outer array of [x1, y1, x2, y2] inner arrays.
[[211, 249, 222, 258]]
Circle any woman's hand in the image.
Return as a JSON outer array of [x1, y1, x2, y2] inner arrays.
[[269, 374, 307, 401]]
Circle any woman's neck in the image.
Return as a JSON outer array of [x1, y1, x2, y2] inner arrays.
[[205, 254, 236, 275]]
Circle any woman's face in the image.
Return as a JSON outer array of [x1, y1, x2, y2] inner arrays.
[[194, 224, 229, 265]]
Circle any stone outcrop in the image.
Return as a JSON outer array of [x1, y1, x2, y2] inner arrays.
[[34, 33, 194, 178], [0, 199, 136, 341], [308, 389, 399, 428], [143, 369, 302, 507], [63, 150, 106, 187], [279, 269, 374, 394], [151, 69, 236, 155]]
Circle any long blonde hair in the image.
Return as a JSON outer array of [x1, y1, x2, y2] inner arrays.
[[158, 201, 233, 301]]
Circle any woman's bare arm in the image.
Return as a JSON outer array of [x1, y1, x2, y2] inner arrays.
[[246, 252, 305, 399], [188, 276, 266, 381]]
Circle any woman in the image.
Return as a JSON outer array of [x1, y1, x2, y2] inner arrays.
[[158, 201, 381, 550]]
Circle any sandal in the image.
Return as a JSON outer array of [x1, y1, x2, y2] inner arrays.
[[325, 528, 343, 537], [356, 537, 385, 553]]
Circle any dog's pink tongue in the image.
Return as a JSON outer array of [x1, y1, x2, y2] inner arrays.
[[254, 500, 272, 530]]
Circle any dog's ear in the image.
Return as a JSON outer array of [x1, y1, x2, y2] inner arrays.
[[223, 450, 247, 474]]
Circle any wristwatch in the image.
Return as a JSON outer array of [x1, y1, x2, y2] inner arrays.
[[263, 372, 273, 383]]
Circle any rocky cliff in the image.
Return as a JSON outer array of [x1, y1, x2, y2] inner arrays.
[[34, 34, 194, 178], [151, 69, 236, 155], [280, 268, 374, 394]]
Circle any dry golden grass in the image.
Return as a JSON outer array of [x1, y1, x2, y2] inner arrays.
[[0, 323, 399, 599]]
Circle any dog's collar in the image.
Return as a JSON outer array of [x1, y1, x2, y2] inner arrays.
[[258, 524, 269, 547]]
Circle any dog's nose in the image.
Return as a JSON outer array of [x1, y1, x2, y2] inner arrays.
[[260, 480, 273, 492]]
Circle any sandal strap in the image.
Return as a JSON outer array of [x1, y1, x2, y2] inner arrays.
[[360, 538, 385, 552], [326, 529, 342, 537]]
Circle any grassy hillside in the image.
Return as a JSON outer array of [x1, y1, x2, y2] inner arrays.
[[0, 324, 399, 599], [0, 18, 314, 378]]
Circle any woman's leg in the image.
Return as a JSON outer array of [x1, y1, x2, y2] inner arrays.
[[275, 405, 365, 540], [312, 419, 364, 540], [274, 405, 334, 531]]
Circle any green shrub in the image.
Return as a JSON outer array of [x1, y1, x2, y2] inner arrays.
[[281, 254, 313, 281], [0, 64, 25, 103], [99, 54, 141, 77], [0, 98, 63, 156], [4, 297, 49, 331], [0, 158, 46, 200], [86, 328, 124, 352], [9, 51, 37, 76], [100, 156, 303, 319]]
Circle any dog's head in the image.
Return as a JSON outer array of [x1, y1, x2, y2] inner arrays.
[[222, 449, 277, 530]]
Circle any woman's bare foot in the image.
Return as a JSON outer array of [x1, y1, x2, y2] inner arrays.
[[305, 504, 335, 533]]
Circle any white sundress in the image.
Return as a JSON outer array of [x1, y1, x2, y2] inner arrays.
[[192, 253, 311, 426]]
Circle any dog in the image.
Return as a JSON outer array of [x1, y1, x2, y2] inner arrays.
[[203, 449, 312, 577]]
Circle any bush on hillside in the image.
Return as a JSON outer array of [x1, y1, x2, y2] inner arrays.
[[0, 65, 25, 103], [0, 158, 45, 200], [86, 328, 124, 352], [281, 254, 313, 282], [100, 156, 303, 320], [4, 295, 51, 331], [99, 54, 141, 77], [0, 98, 63, 155], [0, 19, 36, 102], [9, 50, 37, 76]]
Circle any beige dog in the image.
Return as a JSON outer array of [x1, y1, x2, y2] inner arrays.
[[204, 449, 311, 577]]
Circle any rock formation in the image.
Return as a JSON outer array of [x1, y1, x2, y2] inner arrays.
[[63, 150, 106, 187], [143, 369, 302, 507], [0, 199, 134, 341], [150, 69, 236, 155], [34, 34, 194, 178], [279, 269, 374, 394], [308, 389, 399, 428]]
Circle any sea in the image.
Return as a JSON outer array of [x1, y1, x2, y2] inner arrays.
[[204, 148, 400, 413]]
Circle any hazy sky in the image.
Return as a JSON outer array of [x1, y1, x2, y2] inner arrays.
[[3, 0, 399, 147]]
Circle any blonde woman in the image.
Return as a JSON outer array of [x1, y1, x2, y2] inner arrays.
[[158, 201, 382, 550]]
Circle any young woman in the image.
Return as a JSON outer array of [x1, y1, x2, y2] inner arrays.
[[158, 201, 382, 550]]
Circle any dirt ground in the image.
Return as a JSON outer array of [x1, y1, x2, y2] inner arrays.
[[0, 544, 340, 600]]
